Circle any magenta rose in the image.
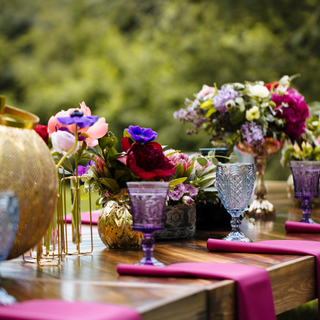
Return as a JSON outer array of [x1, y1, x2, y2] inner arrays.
[[272, 89, 309, 140], [118, 137, 176, 179]]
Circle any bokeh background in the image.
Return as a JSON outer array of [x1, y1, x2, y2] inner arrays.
[[1, 1, 320, 317], [1, 0, 320, 181]]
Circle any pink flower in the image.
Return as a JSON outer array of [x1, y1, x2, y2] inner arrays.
[[164, 150, 191, 174], [272, 89, 309, 140], [48, 102, 108, 147], [196, 85, 215, 99], [94, 156, 107, 175], [51, 130, 79, 156], [182, 195, 194, 206], [194, 159, 214, 174]]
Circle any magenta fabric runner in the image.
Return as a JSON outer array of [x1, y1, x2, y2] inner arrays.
[[285, 221, 320, 233], [0, 299, 141, 320], [117, 262, 275, 320], [65, 212, 99, 225], [207, 238, 320, 317]]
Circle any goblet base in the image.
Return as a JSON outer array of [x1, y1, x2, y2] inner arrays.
[[248, 199, 275, 216], [134, 257, 165, 266], [300, 217, 317, 224], [0, 287, 17, 305], [223, 230, 252, 243]]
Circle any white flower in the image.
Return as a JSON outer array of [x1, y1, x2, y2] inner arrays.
[[51, 130, 79, 157], [248, 85, 270, 98], [246, 106, 260, 121], [278, 75, 290, 86], [276, 84, 289, 95]]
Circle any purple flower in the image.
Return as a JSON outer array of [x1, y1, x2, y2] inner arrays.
[[75, 160, 94, 176], [213, 85, 239, 113], [58, 110, 99, 129], [168, 183, 198, 202], [241, 122, 264, 147], [182, 196, 194, 206], [127, 125, 157, 143]]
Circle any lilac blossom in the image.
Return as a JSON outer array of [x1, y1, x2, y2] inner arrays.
[[241, 122, 264, 147], [168, 184, 198, 203], [213, 85, 239, 113]]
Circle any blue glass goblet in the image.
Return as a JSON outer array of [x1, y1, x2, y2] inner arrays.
[[216, 163, 255, 242], [127, 182, 169, 266], [290, 161, 320, 223], [0, 191, 20, 305]]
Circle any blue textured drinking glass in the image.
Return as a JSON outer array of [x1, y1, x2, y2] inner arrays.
[[216, 163, 255, 242], [0, 191, 20, 305], [290, 161, 320, 223], [127, 182, 169, 266]]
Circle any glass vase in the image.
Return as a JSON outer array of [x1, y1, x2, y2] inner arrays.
[[237, 138, 283, 216], [70, 177, 82, 245]]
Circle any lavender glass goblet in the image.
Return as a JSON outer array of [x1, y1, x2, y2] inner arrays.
[[0, 191, 20, 305], [216, 163, 255, 242], [290, 161, 320, 223], [127, 181, 169, 266]]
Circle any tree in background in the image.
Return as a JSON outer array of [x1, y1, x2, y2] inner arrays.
[[1, 0, 320, 179]]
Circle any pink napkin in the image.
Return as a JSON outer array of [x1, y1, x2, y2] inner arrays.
[[65, 212, 100, 225], [207, 238, 320, 318], [0, 299, 141, 320], [117, 262, 275, 320], [285, 221, 320, 233]]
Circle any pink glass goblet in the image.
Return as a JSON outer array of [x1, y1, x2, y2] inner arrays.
[[127, 181, 169, 266], [290, 161, 320, 223]]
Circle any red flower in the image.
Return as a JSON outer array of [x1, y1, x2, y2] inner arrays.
[[34, 125, 49, 144], [272, 89, 309, 140], [118, 137, 176, 179], [265, 82, 279, 91]]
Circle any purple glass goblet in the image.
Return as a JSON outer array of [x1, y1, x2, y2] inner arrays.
[[127, 181, 169, 266], [290, 161, 320, 223]]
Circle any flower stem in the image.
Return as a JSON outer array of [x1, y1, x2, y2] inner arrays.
[[56, 126, 79, 172]]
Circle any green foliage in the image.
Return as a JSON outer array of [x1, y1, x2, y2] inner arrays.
[[1, 0, 320, 182]]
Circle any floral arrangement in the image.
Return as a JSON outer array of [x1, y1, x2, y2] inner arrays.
[[82, 125, 236, 206], [174, 75, 310, 150], [34, 102, 108, 174]]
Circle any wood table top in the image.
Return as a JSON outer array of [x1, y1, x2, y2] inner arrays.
[[1, 181, 319, 320]]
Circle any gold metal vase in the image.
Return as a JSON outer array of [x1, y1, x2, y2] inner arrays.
[[97, 190, 143, 249], [237, 138, 284, 216]]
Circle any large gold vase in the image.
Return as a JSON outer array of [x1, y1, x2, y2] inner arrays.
[[237, 138, 283, 216], [0, 98, 58, 259]]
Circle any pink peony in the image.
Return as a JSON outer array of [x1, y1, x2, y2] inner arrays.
[[51, 130, 79, 156], [272, 89, 309, 140], [164, 150, 191, 174], [196, 85, 215, 99], [48, 101, 108, 147], [194, 159, 214, 174]]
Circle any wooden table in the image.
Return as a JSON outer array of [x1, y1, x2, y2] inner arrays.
[[1, 181, 319, 320]]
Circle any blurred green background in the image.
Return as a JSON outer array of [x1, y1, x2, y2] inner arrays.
[[1, 0, 320, 181]]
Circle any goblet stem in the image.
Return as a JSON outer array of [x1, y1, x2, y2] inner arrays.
[[136, 234, 165, 266], [223, 216, 252, 243], [301, 199, 315, 223]]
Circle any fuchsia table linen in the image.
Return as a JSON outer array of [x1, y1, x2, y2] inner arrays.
[[285, 221, 320, 233], [117, 262, 276, 320], [65, 212, 99, 225], [207, 238, 320, 318], [0, 300, 141, 320]]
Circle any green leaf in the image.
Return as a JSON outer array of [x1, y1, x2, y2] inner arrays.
[[196, 157, 208, 166], [199, 98, 213, 109], [169, 177, 187, 187], [211, 157, 219, 165], [183, 158, 195, 178], [173, 163, 184, 178], [229, 154, 239, 163], [229, 108, 245, 125], [100, 178, 120, 193], [87, 146, 102, 158], [206, 108, 216, 118], [123, 129, 132, 139]]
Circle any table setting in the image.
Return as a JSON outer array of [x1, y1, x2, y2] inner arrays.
[[1, 74, 320, 320]]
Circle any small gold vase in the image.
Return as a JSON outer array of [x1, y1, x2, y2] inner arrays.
[[97, 190, 143, 249]]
